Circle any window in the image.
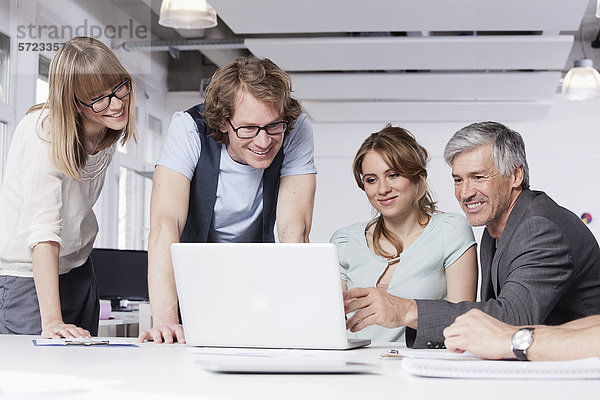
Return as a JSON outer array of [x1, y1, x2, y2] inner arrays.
[[118, 166, 131, 249], [116, 112, 162, 250], [117, 106, 139, 155], [118, 166, 145, 250], [0, 32, 8, 104], [0, 121, 7, 185], [36, 56, 50, 104], [115, 105, 153, 250], [146, 114, 163, 164]]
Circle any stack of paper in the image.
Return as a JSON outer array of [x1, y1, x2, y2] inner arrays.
[[402, 357, 600, 379]]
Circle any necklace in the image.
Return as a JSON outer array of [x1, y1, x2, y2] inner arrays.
[[86, 129, 106, 155]]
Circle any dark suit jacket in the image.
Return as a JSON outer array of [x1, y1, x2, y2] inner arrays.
[[406, 189, 600, 348]]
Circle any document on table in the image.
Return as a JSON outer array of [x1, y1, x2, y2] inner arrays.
[[402, 357, 600, 379], [381, 347, 481, 360], [32, 338, 139, 347]]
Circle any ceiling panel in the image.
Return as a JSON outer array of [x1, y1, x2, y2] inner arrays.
[[301, 101, 553, 122], [198, 0, 589, 122], [290, 72, 562, 101], [246, 36, 573, 71], [211, 0, 588, 34]]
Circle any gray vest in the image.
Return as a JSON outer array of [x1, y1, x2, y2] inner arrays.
[[180, 104, 283, 243]]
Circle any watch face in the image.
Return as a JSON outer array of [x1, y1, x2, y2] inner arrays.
[[512, 329, 533, 350]]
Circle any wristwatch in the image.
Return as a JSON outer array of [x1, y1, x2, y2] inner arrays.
[[511, 327, 535, 361]]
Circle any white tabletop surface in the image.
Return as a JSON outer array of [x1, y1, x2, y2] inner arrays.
[[1, 335, 599, 399]]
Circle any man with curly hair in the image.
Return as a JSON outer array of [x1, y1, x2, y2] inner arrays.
[[140, 57, 316, 344]]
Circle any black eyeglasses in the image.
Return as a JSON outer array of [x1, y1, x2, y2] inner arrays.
[[226, 117, 288, 139], [77, 79, 131, 113]]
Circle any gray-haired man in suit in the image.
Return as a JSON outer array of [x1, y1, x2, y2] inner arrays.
[[343, 121, 600, 355]]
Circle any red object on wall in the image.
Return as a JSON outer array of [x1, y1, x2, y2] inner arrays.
[[581, 212, 592, 224]]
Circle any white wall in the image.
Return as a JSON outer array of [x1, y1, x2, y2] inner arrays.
[[164, 91, 204, 119], [310, 94, 600, 243]]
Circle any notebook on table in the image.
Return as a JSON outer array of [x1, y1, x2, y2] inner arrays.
[[402, 357, 600, 379], [170, 242, 370, 350]]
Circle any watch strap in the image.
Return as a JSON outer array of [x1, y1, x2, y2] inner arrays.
[[513, 347, 528, 361]]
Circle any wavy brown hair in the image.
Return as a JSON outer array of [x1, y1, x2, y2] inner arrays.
[[29, 36, 137, 180], [352, 125, 437, 260], [202, 56, 302, 145]]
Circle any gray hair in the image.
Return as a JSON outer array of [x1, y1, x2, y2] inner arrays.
[[443, 121, 530, 190]]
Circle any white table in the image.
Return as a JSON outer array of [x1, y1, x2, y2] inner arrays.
[[1, 335, 598, 399]]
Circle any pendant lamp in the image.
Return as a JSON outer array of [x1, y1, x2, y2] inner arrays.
[[562, 59, 600, 101], [158, 0, 217, 30]]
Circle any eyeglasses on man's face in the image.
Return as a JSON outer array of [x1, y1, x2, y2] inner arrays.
[[226, 117, 288, 139], [78, 79, 131, 113]]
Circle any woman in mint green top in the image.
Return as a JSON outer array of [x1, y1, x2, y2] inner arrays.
[[331, 125, 478, 342]]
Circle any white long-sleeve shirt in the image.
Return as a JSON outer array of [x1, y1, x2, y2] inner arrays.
[[0, 109, 114, 277]]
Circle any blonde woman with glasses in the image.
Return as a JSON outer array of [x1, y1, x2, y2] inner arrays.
[[0, 37, 136, 338]]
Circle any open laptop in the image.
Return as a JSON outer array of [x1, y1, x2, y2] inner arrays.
[[171, 243, 370, 350]]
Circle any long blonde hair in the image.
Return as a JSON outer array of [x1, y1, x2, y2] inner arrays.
[[353, 125, 437, 259], [29, 36, 137, 180]]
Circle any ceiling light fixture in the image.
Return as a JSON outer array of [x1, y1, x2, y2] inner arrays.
[[562, 59, 600, 101], [158, 0, 218, 30]]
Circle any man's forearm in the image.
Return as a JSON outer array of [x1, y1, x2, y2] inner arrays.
[[527, 325, 600, 361], [277, 220, 310, 243], [407, 299, 479, 348], [397, 298, 419, 329], [147, 228, 180, 326], [276, 174, 315, 243], [558, 315, 600, 330]]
